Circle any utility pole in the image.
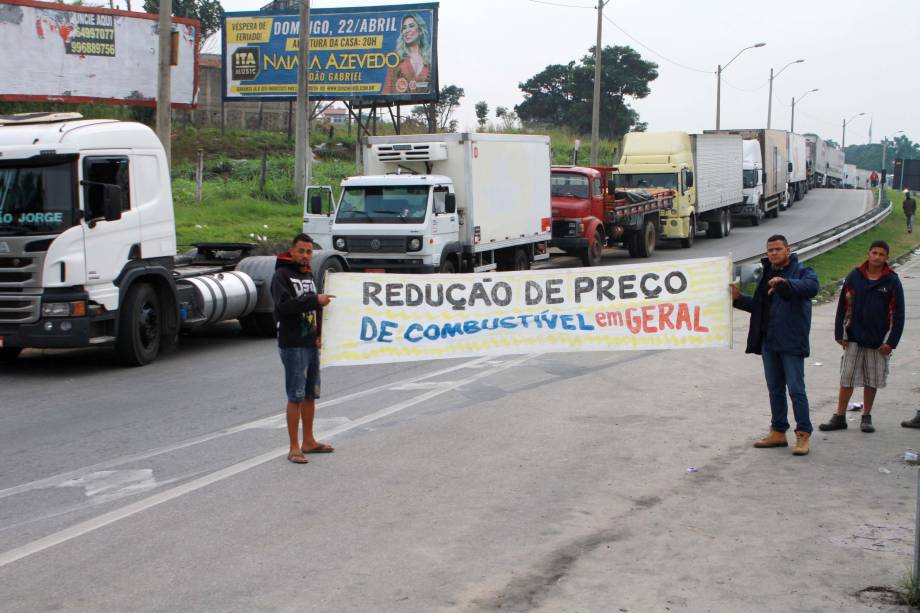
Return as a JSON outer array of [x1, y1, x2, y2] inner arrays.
[[294, 0, 311, 198], [156, 0, 173, 165], [590, 0, 607, 166], [715, 64, 722, 130], [765, 67, 773, 129]]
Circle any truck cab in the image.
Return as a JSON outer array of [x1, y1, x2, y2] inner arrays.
[[739, 139, 764, 225]]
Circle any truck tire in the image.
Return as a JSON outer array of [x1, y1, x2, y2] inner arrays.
[[439, 258, 456, 273], [767, 205, 779, 219], [680, 215, 695, 248], [581, 229, 604, 267], [316, 257, 344, 293], [239, 312, 276, 338], [635, 219, 656, 258], [115, 283, 162, 366], [512, 248, 530, 271], [0, 347, 22, 364], [706, 210, 728, 239]]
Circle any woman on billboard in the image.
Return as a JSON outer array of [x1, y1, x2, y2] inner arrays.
[[382, 13, 431, 95]]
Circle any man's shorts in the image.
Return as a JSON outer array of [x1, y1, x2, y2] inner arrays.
[[278, 346, 321, 402], [840, 342, 889, 389]]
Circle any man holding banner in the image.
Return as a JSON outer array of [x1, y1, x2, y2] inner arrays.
[[732, 235, 819, 456]]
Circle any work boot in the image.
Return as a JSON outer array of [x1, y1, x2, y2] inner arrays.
[[793, 432, 811, 456], [818, 414, 847, 431], [902, 415, 920, 429], [754, 429, 788, 448], [861, 415, 875, 433]]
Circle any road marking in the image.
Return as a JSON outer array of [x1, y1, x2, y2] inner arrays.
[[0, 356, 493, 501], [0, 353, 538, 568]]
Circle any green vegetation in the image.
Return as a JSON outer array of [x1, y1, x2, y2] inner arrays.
[[806, 190, 920, 300]]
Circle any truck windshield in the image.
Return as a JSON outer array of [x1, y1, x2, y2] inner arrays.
[[0, 156, 77, 235], [743, 169, 759, 188], [617, 173, 678, 189], [336, 186, 429, 224], [550, 173, 590, 198]]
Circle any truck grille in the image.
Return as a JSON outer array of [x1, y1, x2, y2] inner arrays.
[[0, 239, 45, 289], [552, 220, 577, 238], [347, 237, 407, 253], [0, 294, 40, 323]]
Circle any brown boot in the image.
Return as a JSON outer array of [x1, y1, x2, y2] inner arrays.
[[754, 429, 788, 448], [793, 431, 811, 456]]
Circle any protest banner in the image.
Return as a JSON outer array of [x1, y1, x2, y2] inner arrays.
[[321, 256, 732, 367]]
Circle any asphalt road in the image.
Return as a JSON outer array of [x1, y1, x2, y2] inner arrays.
[[2, 187, 895, 612]]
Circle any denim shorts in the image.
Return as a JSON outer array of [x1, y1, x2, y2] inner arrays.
[[278, 346, 321, 402]]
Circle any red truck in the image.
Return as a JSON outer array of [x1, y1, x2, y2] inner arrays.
[[550, 165, 675, 264]]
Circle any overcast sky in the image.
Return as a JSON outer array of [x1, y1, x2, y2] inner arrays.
[[211, 0, 918, 144]]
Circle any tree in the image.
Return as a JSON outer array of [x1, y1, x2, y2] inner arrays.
[[494, 106, 518, 131], [144, 0, 224, 42], [411, 85, 465, 132], [474, 101, 489, 129], [514, 45, 657, 139], [844, 135, 920, 174]]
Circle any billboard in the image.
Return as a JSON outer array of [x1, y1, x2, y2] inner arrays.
[[0, 0, 199, 107], [222, 3, 438, 103]]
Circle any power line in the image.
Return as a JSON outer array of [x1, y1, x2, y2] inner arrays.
[[720, 76, 770, 93], [524, 0, 593, 9], [603, 14, 712, 74]]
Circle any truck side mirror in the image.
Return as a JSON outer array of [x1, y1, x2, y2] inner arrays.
[[685, 171, 693, 188], [445, 193, 456, 214], [103, 184, 123, 222]]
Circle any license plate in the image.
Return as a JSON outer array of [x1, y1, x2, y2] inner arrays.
[[365, 268, 385, 273]]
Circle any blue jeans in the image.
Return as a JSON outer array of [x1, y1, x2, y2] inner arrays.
[[278, 346, 321, 403], [761, 348, 812, 434]]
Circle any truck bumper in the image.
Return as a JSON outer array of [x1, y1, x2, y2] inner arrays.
[[345, 258, 436, 274], [551, 236, 588, 251], [0, 290, 114, 349], [731, 203, 760, 218]]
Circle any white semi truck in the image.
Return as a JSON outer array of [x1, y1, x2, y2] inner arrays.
[[307, 133, 552, 273], [788, 132, 808, 202], [0, 113, 341, 366], [740, 140, 765, 225]]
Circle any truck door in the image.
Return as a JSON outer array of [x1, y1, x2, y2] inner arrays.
[[81, 155, 141, 287], [430, 185, 459, 253], [303, 186, 335, 251]]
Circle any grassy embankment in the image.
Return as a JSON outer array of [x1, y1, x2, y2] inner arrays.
[[170, 126, 620, 249], [806, 189, 920, 300]]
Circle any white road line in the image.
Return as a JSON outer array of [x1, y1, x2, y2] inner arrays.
[[0, 356, 493, 501], [0, 353, 538, 568]]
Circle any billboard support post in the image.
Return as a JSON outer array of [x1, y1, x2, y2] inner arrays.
[[294, 0, 311, 198], [156, 0, 173, 165]]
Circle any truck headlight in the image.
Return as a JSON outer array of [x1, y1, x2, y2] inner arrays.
[[567, 221, 578, 236], [42, 301, 85, 317], [333, 237, 347, 251], [407, 237, 422, 252]]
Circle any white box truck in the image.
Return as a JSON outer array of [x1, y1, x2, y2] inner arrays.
[[788, 133, 808, 202], [309, 133, 552, 273], [826, 146, 845, 188], [740, 140, 765, 225], [707, 129, 788, 220], [613, 131, 743, 247]]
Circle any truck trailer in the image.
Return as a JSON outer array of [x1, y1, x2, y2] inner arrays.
[[707, 129, 788, 222], [826, 146, 845, 188], [311, 133, 552, 273], [613, 131, 742, 247], [788, 133, 808, 201]]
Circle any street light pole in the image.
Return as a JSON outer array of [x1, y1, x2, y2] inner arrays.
[[590, 0, 608, 166], [715, 42, 766, 130], [790, 88, 818, 133], [881, 131, 904, 203], [842, 112, 866, 150], [766, 59, 804, 129]]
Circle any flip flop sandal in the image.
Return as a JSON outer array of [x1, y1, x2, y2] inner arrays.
[[287, 453, 309, 464], [303, 443, 335, 454]]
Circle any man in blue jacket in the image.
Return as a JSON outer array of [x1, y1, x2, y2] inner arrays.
[[820, 241, 906, 432], [731, 235, 820, 456]]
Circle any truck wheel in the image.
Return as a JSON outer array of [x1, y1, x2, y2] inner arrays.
[[767, 205, 779, 219], [635, 219, 656, 258], [581, 229, 604, 267], [239, 312, 277, 338], [439, 258, 456, 273], [0, 347, 22, 364], [115, 283, 161, 366], [680, 215, 695, 248], [725, 213, 732, 236], [706, 210, 728, 239], [316, 257, 344, 293], [512, 248, 530, 271]]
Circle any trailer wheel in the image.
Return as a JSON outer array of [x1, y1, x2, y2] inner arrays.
[[706, 210, 729, 239], [767, 205, 779, 219], [512, 248, 530, 271], [634, 219, 656, 258], [0, 347, 22, 364], [581, 229, 604, 267], [115, 283, 161, 366], [240, 312, 277, 338], [680, 215, 695, 248]]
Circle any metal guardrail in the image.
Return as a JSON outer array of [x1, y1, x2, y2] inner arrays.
[[734, 189, 890, 282]]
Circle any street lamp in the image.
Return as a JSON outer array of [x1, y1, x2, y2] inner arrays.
[[790, 88, 818, 133], [842, 112, 866, 149], [766, 59, 804, 129], [715, 42, 766, 130]]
